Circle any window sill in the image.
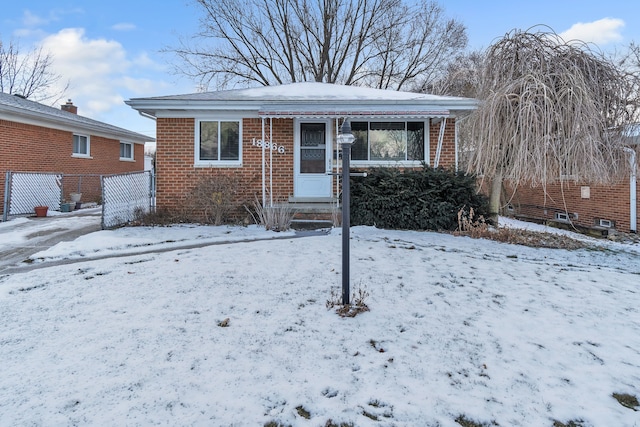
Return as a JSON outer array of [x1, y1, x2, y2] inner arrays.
[[350, 160, 425, 167], [194, 162, 242, 168], [119, 158, 135, 162], [72, 154, 92, 159]]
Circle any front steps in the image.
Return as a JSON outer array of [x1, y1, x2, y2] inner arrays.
[[285, 198, 339, 230]]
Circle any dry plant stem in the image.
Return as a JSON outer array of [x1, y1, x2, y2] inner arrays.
[[247, 195, 294, 231]]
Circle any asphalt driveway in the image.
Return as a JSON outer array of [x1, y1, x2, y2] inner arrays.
[[0, 208, 102, 273]]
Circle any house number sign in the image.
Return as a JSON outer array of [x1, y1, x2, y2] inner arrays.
[[252, 138, 286, 154]]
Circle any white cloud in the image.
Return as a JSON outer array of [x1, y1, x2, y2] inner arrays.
[[21, 10, 49, 27], [112, 23, 136, 31], [9, 18, 192, 134], [38, 28, 167, 118], [20, 8, 83, 29], [559, 18, 625, 46]]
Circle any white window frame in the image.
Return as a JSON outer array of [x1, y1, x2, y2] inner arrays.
[[350, 119, 429, 167], [194, 118, 242, 167], [598, 218, 613, 228], [120, 141, 135, 161], [72, 133, 91, 158]]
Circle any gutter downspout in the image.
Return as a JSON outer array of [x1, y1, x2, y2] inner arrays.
[[624, 147, 637, 233], [138, 111, 157, 121]]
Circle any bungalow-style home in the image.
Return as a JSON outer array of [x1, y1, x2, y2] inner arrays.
[[0, 93, 153, 218], [504, 132, 639, 235], [125, 82, 478, 222]]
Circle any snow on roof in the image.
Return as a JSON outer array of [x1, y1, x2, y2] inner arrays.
[[0, 92, 153, 143], [126, 82, 478, 118], [146, 82, 471, 102]]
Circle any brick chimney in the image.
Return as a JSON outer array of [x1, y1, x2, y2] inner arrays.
[[61, 99, 78, 114]]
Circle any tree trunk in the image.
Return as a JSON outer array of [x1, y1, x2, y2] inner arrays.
[[489, 169, 503, 225]]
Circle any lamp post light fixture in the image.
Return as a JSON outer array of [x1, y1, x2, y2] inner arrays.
[[337, 119, 355, 305]]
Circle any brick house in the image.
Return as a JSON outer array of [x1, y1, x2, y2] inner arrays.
[[504, 135, 638, 234], [125, 82, 478, 222], [1, 93, 153, 217]]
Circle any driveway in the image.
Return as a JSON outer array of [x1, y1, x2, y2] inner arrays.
[[0, 208, 102, 273]]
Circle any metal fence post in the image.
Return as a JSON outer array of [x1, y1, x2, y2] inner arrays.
[[3, 171, 11, 222]]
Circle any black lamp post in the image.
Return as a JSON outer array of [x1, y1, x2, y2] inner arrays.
[[337, 119, 355, 305]]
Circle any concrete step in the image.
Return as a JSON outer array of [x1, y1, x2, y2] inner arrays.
[[280, 201, 340, 229], [290, 219, 334, 230]]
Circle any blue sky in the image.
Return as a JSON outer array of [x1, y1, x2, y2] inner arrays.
[[2, 1, 639, 143]]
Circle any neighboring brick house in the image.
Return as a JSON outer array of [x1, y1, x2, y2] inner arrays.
[[125, 82, 477, 221], [504, 138, 639, 234], [1, 92, 153, 217]]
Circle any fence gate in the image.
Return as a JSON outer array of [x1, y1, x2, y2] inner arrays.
[[3, 172, 62, 221], [101, 171, 154, 229]]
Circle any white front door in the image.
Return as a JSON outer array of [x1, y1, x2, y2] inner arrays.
[[294, 120, 332, 198]]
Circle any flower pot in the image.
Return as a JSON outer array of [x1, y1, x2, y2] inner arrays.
[[34, 206, 48, 217], [70, 193, 82, 203]]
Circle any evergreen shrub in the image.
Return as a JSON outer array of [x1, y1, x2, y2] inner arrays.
[[350, 167, 489, 231]]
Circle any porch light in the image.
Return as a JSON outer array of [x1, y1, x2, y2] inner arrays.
[[337, 119, 356, 146], [338, 119, 355, 305]]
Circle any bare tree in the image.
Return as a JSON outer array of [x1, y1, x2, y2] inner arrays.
[[425, 49, 484, 98], [0, 37, 68, 102], [169, 0, 467, 90], [465, 28, 638, 222]]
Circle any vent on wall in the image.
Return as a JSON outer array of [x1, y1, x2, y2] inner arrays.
[[598, 219, 614, 228]]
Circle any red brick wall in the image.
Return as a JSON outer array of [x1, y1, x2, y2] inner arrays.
[[155, 116, 458, 219], [155, 117, 295, 215], [429, 119, 456, 167], [1, 119, 144, 214], [505, 178, 638, 233]]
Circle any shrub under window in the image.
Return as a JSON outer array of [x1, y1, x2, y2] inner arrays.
[[350, 166, 489, 231]]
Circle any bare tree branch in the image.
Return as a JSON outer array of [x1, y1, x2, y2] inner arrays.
[[0, 37, 68, 103], [165, 0, 467, 90]]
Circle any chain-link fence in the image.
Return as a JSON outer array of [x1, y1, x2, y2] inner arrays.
[[61, 174, 103, 204], [3, 172, 63, 220], [101, 171, 154, 229], [3, 171, 155, 228]]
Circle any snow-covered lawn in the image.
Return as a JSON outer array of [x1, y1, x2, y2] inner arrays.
[[0, 220, 639, 426]]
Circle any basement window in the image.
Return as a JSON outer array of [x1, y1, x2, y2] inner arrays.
[[555, 212, 570, 222], [598, 219, 613, 228]]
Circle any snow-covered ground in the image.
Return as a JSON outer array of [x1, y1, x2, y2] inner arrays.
[[0, 218, 639, 426]]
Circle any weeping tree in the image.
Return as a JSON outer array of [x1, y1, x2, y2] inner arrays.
[[169, 0, 467, 90], [465, 28, 639, 222]]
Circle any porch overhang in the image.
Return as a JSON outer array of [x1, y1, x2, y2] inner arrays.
[[258, 108, 450, 119]]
